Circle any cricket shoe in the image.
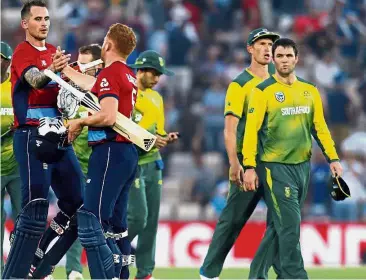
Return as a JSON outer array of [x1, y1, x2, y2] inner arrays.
[[69, 270, 84, 280], [135, 274, 155, 280], [28, 264, 55, 279], [199, 274, 219, 280]]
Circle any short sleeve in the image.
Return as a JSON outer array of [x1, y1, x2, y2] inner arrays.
[[92, 67, 120, 101], [224, 82, 245, 118], [12, 46, 37, 81]]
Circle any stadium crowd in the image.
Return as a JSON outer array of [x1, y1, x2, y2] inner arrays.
[[2, 0, 366, 222]]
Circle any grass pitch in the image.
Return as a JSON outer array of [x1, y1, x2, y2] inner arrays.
[[52, 266, 366, 279]]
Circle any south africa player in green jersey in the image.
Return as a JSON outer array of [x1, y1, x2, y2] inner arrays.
[[200, 28, 281, 280], [0, 41, 21, 275], [243, 38, 343, 279], [128, 51, 179, 279]]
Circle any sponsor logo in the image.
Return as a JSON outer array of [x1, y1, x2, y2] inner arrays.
[[304, 91, 311, 98], [100, 78, 109, 88], [281, 106, 310, 116], [0, 108, 13, 116], [144, 138, 155, 150], [275, 92, 285, 102], [285, 186, 291, 198], [36, 140, 43, 147]]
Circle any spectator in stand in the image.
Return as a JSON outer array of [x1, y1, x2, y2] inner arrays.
[[314, 51, 341, 92], [326, 72, 353, 146], [202, 78, 226, 153], [331, 134, 366, 221]]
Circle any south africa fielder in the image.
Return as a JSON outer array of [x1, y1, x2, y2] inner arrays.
[[0, 41, 21, 275], [128, 50, 179, 279], [200, 28, 281, 280], [243, 38, 343, 279]]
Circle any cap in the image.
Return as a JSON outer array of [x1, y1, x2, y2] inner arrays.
[[247, 28, 280, 46], [0, 41, 13, 60], [129, 50, 175, 76], [328, 176, 351, 201]]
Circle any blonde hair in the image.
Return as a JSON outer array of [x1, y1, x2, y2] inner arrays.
[[107, 23, 137, 58]]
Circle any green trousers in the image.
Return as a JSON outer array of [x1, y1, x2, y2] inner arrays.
[[258, 161, 310, 279], [1, 172, 22, 274], [65, 239, 83, 278], [127, 161, 163, 278], [200, 180, 280, 279]]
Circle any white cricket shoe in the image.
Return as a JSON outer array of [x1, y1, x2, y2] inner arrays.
[[200, 274, 219, 280], [69, 270, 84, 280]]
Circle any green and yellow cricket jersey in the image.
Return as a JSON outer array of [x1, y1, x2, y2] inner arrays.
[[224, 68, 271, 154], [72, 107, 90, 175], [133, 88, 167, 165], [243, 75, 339, 167], [1, 74, 17, 176]]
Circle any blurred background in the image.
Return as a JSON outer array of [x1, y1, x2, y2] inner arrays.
[[2, 0, 366, 268]]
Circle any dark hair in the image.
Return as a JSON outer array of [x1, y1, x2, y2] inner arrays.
[[21, 0, 47, 19], [79, 44, 102, 61], [272, 38, 298, 57]]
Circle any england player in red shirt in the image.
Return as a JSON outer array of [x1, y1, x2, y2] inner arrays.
[[66, 23, 138, 279], [2, 1, 84, 279]]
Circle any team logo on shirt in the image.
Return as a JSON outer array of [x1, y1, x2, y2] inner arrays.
[[275, 92, 285, 103], [303, 91, 311, 98], [41, 60, 47, 67]]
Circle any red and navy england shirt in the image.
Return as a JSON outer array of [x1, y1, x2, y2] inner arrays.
[[88, 61, 137, 145], [11, 41, 60, 128]]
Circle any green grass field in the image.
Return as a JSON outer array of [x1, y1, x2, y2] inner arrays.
[[52, 266, 366, 279]]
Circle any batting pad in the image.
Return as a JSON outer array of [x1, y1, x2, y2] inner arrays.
[[2, 199, 49, 279]]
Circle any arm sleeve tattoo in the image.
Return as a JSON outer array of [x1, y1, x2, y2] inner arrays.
[[24, 67, 52, 89]]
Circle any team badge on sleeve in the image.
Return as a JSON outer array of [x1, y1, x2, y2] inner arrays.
[[275, 92, 285, 103]]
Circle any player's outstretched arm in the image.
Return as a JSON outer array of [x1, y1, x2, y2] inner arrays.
[[62, 65, 97, 91], [24, 48, 70, 89]]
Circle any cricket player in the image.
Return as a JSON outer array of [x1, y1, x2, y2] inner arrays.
[[243, 38, 343, 279], [66, 23, 138, 279], [65, 44, 103, 280], [200, 28, 281, 280], [128, 50, 179, 279], [2, 1, 85, 279], [0, 41, 22, 275]]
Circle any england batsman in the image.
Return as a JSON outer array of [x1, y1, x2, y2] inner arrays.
[[243, 38, 343, 279], [128, 50, 179, 279], [200, 28, 281, 280], [0, 41, 21, 275], [66, 23, 138, 279], [3, 1, 85, 279]]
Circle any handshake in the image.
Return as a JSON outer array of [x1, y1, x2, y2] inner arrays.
[[49, 46, 71, 73]]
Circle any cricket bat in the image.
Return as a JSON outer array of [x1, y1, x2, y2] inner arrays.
[[44, 69, 156, 152]]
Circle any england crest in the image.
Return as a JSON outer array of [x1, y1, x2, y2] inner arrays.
[[275, 92, 285, 103]]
